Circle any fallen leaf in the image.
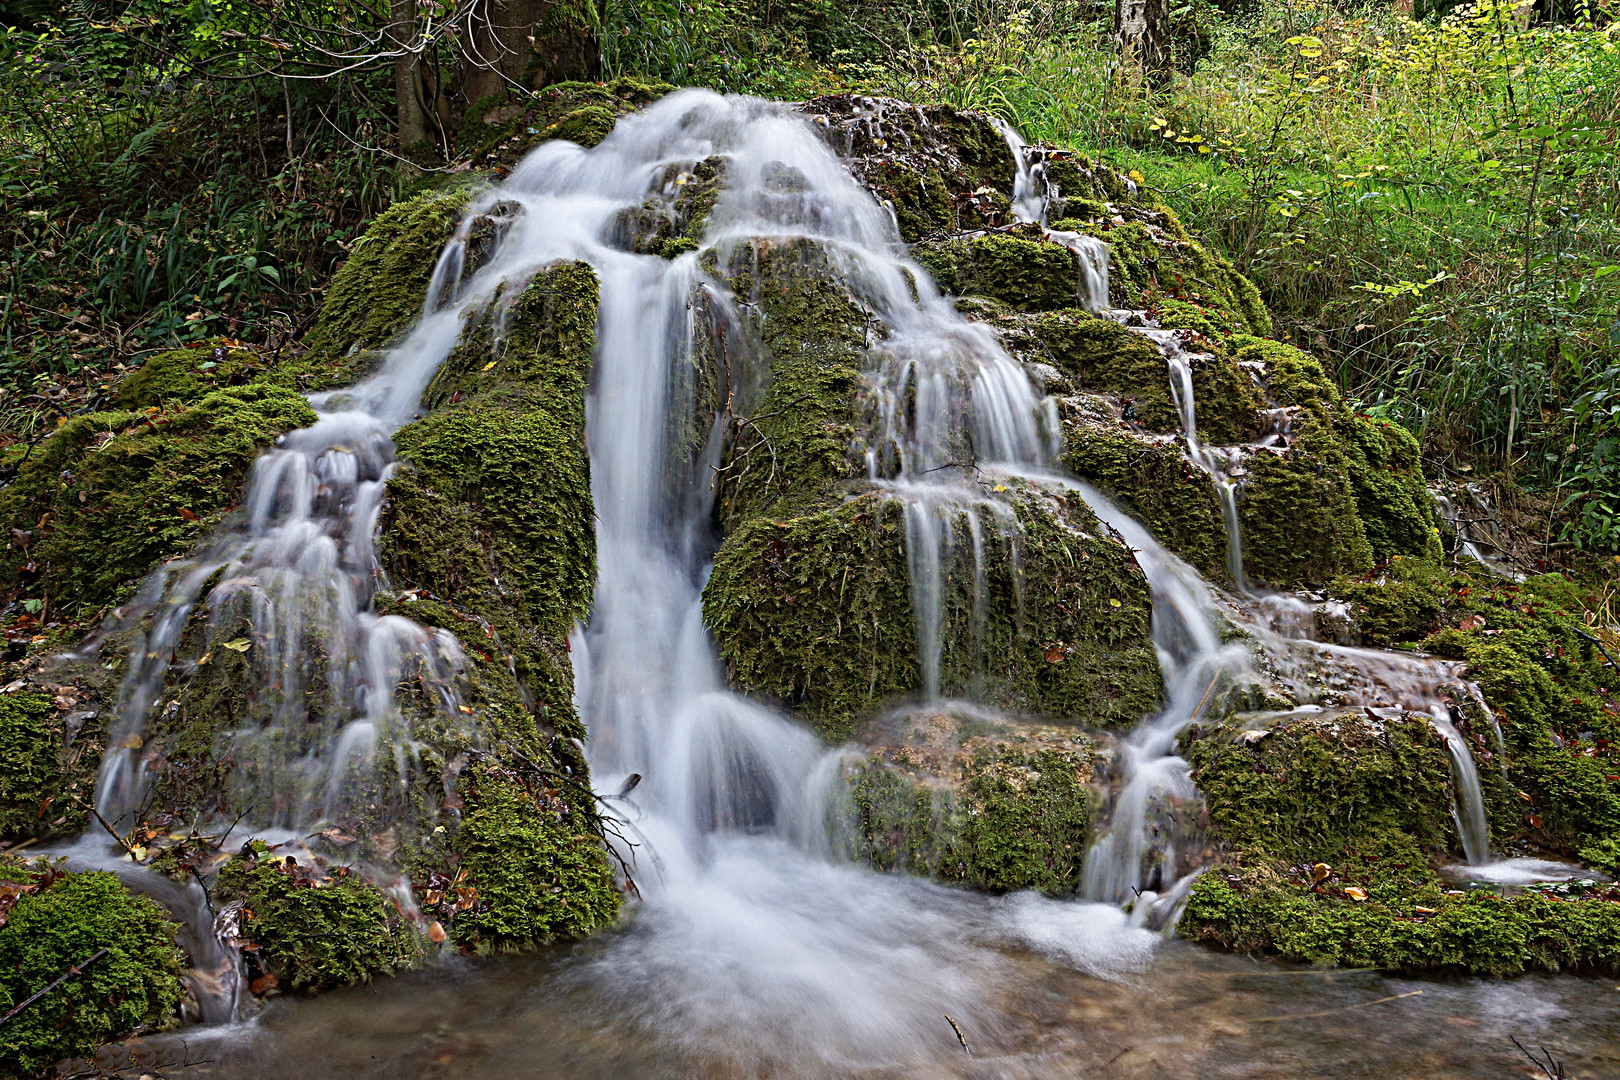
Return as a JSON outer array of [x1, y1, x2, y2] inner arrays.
[[428, 921, 447, 944], [1237, 729, 1271, 745], [222, 638, 252, 652], [177, 507, 197, 522], [1345, 887, 1368, 901], [1529, 813, 1544, 829], [455, 886, 478, 911], [250, 972, 279, 996], [1415, 906, 1437, 915], [1310, 862, 1332, 885], [1044, 644, 1067, 664], [481, 361, 497, 371], [1459, 614, 1485, 632]]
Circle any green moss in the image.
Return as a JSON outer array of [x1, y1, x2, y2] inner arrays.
[[298, 187, 474, 375], [214, 852, 420, 993], [445, 770, 621, 953], [0, 694, 61, 840], [1183, 870, 1620, 974], [913, 228, 1082, 311], [999, 310, 1263, 442], [1061, 418, 1228, 582], [704, 484, 1162, 740], [1183, 711, 1457, 865], [848, 717, 1096, 894], [709, 238, 868, 529], [0, 867, 184, 1078], [0, 382, 317, 616], [113, 343, 281, 409], [457, 78, 676, 166], [1331, 556, 1456, 646]]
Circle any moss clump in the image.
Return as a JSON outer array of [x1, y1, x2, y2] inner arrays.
[[846, 712, 1096, 894], [1061, 418, 1229, 582], [708, 238, 868, 530], [0, 866, 184, 1078], [1050, 211, 1271, 336], [112, 343, 277, 409], [214, 850, 420, 994], [997, 309, 1263, 442], [1415, 574, 1620, 865], [1222, 337, 1437, 587], [444, 771, 621, 953], [0, 693, 62, 841], [913, 228, 1083, 312], [1183, 870, 1620, 975], [298, 186, 473, 374], [1330, 556, 1456, 647], [0, 382, 316, 616], [704, 484, 1162, 740]]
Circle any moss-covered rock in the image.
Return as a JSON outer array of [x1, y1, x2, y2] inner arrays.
[[913, 228, 1086, 312], [706, 237, 869, 531], [1060, 415, 1229, 582], [214, 849, 419, 994], [0, 381, 316, 617], [704, 483, 1162, 740], [0, 693, 59, 840], [457, 78, 675, 167], [843, 710, 1097, 894], [298, 186, 474, 376], [801, 96, 1018, 242], [0, 865, 184, 1078]]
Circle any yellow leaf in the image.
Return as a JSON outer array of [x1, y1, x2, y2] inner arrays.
[[222, 638, 251, 652], [1345, 886, 1368, 901], [1108, 598, 1122, 608], [482, 361, 497, 371], [992, 484, 1008, 492]]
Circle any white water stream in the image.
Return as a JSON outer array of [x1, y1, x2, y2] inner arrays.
[[52, 93, 1508, 1060]]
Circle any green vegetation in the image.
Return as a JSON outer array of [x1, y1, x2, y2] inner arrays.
[[215, 849, 420, 994], [0, 864, 185, 1078]]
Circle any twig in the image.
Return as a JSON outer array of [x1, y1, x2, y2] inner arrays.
[[81, 800, 138, 858], [943, 1013, 970, 1054], [1511, 1035, 1567, 1080], [1252, 988, 1422, 1022], [0, 948, 109, 1028], [1572, 626, 1620, 670]]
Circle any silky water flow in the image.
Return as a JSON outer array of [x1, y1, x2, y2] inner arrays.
[[51, 91, 1510, 1064]]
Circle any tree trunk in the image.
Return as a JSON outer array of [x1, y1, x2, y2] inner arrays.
[[1115, 0, 1172, 91], [462, 0, 596, 108], [390, 0, 430, 152]]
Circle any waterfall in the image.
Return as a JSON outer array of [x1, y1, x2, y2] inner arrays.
[[52, 94, 1506, 1057]]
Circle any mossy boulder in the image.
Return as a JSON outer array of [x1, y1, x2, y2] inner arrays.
[[0, 689, 103, 842], [801, 95, 1018, 242], [996, 308, 1263, 442], [298, 186, 474, 376], [842, 710, 1098, 895], [1060, 414, 1229, 582], [214, 850, 420, 994], [706, 237, 869, 531], [0, 380, 316, 617], [0, 865, 184, 1078], [704, 483, 1162, 740], [913, 228, 1088, 312]]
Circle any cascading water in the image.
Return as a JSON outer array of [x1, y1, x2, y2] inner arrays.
[[45, 93, 1515, 1067]]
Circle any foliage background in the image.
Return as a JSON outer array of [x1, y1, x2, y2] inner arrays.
[[1, 0, 1617, 549]]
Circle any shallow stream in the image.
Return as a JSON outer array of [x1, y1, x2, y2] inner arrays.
[[128, 930, 1619, 1079]]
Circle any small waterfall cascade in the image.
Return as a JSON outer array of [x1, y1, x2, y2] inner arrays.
[[995, 123, 1494, 873]]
